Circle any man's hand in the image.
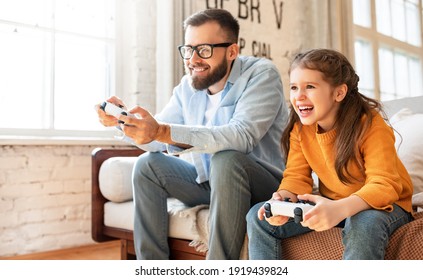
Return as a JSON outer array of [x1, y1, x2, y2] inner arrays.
[[94, 96, 127, 127], [119, 106, 171, 145]]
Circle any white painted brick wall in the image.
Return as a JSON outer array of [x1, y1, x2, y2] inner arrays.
[[0, 0, 157, 258], [0, 145, 109, 257]]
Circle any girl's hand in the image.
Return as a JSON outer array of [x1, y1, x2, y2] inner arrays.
[[257, 190, 297, 226], [298, 193, 348, 231]]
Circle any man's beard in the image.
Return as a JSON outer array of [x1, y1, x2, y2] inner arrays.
[[187, 58, 229, 90]]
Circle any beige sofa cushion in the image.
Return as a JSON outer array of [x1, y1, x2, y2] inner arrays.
[[103, 199, 210, 244], [99, 156, 211, 251], [99, 157, 137, 202]]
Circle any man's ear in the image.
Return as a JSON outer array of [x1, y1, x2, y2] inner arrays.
[[227, 44, 239, 60], [335, 84, 348, 102]]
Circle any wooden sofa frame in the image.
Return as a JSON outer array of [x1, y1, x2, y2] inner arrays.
[[91, 147, 206, 260]]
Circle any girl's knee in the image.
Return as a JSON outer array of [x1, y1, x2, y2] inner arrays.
[[343, 209, 390, 239], [246, 203, 263, 224]]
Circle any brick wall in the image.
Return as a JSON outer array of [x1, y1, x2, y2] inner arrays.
[[0, 145, 108, 257], [0, 0, 158, 258]]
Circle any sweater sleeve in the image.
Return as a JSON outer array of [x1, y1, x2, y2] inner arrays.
[[278, 123, 314, 194]]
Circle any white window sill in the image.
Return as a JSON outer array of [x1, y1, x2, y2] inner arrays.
[[0, 135, 132, 146]]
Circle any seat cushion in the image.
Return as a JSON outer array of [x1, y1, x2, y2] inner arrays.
[[99, 157, 137, 202], [104, 198, 210, 245]]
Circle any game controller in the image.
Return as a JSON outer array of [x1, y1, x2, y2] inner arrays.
[[100, 101, 136, 121], [264, 198, 315, 223], [100, 101, 140, 146]]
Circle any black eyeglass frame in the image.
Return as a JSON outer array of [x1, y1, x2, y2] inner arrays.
[[177, 42, 233, 59]]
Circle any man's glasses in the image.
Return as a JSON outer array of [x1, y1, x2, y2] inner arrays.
[[178, 43, 233, 59]]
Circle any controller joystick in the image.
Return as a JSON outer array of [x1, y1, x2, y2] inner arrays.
[[293, 207, 304, 223]]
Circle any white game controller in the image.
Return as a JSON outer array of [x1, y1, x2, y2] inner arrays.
[[264, 198, 315, 223], [100, 101, 140, 146], [100, 101, 136, 120]]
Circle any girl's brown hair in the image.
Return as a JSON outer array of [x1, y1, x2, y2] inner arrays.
[[282, 48, 385, 184]]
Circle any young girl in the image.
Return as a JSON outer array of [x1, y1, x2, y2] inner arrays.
[[246, 48, 414, 260]]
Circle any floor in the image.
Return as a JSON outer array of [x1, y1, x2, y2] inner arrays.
[[0, 240, 121, 260]]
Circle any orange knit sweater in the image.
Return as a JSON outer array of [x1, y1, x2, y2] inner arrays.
[[278, 112, 413, 213]]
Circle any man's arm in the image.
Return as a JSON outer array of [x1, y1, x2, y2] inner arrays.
[[119, 106, 192, 149]]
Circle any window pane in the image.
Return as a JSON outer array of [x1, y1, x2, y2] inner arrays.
[[409, 57, 423, 96], [0, 25, 51, 129], [392, 0, 406, 41], [406, 1, 421, 46], [0, 0, 115, 135], [353, 0, 371, 27], [54, 34, 114, 130], [354, 40, 375, 97], [394, 52, 410, 98], [378, 48, 420, 100], [378, 48, 396, 100], [55, 0, 115, 38], [376, 0, 392, 36], [0, 0, 53, 28]]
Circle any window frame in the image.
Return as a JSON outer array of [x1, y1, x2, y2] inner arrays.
[[0, 0, 118, 141], [352, 0, 423, 100]]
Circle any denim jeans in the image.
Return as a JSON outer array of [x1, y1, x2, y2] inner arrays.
[[132, 150, 281, 260], [246, 201, 413, 260]]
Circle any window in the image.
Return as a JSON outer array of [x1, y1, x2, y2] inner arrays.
[[0, 0, 115, 138], [352, 0, 423, 100]]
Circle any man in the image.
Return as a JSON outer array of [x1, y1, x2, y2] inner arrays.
[[96, 8, 288, 259]]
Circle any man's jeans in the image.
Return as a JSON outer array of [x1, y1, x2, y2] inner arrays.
[[132, 150, 281, 260], [246, 202, 412, 260]]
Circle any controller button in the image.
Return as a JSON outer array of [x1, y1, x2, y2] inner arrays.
[[264, 203, 272, 218], [100, 102, 107, 111], [293, 207, 303, 223]]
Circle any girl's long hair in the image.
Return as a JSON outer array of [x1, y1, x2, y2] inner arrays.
[[282, 48, 385, 184]]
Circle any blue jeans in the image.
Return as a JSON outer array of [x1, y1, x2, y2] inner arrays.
[[246, 202, 413, 260], [132, 150, 281, 260]]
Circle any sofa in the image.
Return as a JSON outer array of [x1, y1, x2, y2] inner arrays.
[[91, 96, 423, 260]]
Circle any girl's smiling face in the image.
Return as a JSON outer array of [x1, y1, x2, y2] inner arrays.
[[289, 67, 347, 132]]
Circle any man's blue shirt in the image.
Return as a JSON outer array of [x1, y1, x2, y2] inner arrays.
[[139, 55, 288, 183]]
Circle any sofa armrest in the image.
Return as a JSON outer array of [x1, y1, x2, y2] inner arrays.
[[91, 147, 144, 242]]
